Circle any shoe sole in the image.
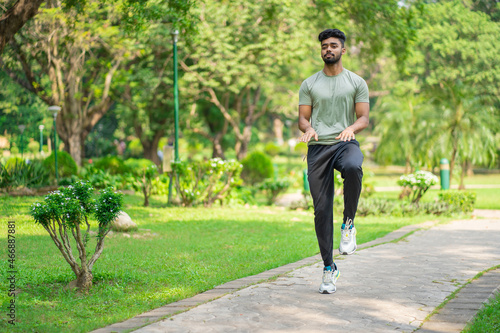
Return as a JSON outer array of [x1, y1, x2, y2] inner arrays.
[[319, 289, 336, 294], [339, 246, 357, 255]]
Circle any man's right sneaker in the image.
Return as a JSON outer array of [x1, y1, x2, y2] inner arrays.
[[318, 265, 340, 294], [339, 218, 357, 255]]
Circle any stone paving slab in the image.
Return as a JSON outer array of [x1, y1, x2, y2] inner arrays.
[[125, 217, 500, 333], [418, 268, 500, 333]]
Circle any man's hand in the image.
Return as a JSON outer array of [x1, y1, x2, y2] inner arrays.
[[335, 127, 355, 142], [299, 127, 318, 143]]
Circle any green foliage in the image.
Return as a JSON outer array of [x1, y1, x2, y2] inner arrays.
[[438, 190, 476, 213], [258, 178, 291, 205], [5, 157, 25, 171], [241, 151, 274, 185], [79, 165, 134, 190], [124, 158, 155, 175], [398, 171, 439, 203], [93, 156, 129, 175], [130, 165, 159, 207], [28, 141, 40, 154], [10, 146, 19, 154], [0, 159, 50, 191], [94, 187, 124, 234], [30, 181, 123, 289], [43, 151, 78, 179], [172, 158, 243, 207], [127, 139, 143, 158], [264, 142, 281, 157]]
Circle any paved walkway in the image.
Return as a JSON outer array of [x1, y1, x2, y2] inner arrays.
[[93, 210, 500, 333]]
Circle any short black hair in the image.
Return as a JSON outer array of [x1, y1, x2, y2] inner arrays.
[[318, 29, 346, 47]]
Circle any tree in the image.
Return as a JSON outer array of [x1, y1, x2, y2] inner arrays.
[[1, 1, 130, 166], [408, 0, 500, 185], [375, 84, 435, 173], [30, 181, 123, 291], [114, 0, 197, 165], [181, 0, 314, 160], [0, 0, 45, 54]]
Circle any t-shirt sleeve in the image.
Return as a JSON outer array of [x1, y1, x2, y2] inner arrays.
[[355, 79, 370, 103], [298, 80, 312, 105]]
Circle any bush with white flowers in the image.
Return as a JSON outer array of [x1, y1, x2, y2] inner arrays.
[[397, 170, 438, 203], [30, 181, 123, 291]]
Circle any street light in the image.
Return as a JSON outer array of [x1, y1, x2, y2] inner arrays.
[[48, 105, 61, 184], [18, 125, 26, 157], [171, 29, 180, 162], [39, 125, 44, 153]]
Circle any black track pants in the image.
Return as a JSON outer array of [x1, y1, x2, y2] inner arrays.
[[307, 140, 364, 267]]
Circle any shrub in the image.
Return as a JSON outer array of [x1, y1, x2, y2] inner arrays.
[[128, 138, 143, 157], [124, 158, 155, 175], [438, 190, 476, 213], [79, 166, 133, 190], [258, 178, 290, 205], [357, 198, 396, 217], [398, 170, 438, 203], [421, 201, 457, 216], [93, 156, 129, 175], [264, 142, 281, 157], [172, 158, 242, 207], [30, 181, 123, 291], [0, 159, 49, 191], [5, 157, 25, 171], [294, 142, 308, 156], [240, 151, 273, 185], [10, 146, 19, 154], [28, 141, 40, 154], [130, 165, 158, 207], [43, 151, 78, 179]]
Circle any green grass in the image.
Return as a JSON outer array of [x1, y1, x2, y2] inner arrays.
[[463, 291, 500, 333], [0, 193, 455, 332]]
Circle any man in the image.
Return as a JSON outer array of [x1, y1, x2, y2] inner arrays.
[[298, 29, 369, 294]]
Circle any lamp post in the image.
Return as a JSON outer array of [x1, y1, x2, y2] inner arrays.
[[49, 106, 61, 183], [18, 125, 26, 157], [39, 125, 44, 153], [171, 29, 180, 163]]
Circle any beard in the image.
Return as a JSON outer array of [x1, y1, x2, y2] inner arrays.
[[322, 53, 341, 65]]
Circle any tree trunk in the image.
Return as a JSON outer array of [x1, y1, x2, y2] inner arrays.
[[212, 136, 225, 159], [0, 0, 44, 54], [459, 161, 466, 190], [76, 269, 93, 291], [273, 117, 284, 146]]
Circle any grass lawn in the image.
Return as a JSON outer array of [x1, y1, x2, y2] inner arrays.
[[0, 193, 458, 333]]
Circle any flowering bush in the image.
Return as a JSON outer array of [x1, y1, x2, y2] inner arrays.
[[30, 181, 123, 291], [172, 158, 242, 207], [398, 170, 438, 203]]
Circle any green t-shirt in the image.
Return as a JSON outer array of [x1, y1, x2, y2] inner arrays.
[[299, 69, 369, 146]]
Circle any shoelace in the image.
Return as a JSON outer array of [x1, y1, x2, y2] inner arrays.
[[323, 269, 333, 283], [341, 219, 353, 241]]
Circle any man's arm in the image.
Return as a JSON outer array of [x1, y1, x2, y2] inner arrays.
[[298, 104, 318, 142], [335, 102, 369, 142]]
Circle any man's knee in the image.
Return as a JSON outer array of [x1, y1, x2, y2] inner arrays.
[[342, 162, 363, 179]]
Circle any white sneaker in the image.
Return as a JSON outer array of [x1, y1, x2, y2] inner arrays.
[[318, 265, 340, 294], [339, 219, 357, 255]]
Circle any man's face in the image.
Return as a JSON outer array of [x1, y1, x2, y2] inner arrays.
[[321, 37, 345, 65]]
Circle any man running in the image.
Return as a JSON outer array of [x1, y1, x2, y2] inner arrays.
[[298, 28, 369, 294]]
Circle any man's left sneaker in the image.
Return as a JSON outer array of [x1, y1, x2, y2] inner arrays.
[[339, 218, 357, 255]]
